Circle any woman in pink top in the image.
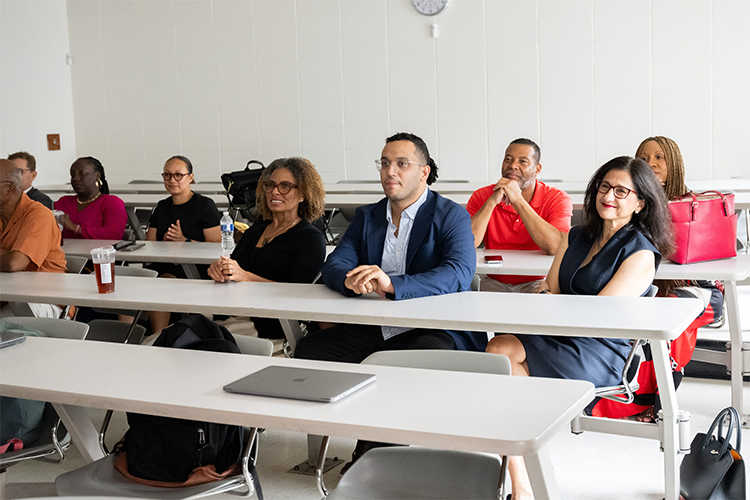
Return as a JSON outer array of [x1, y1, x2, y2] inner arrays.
[[54, 157, 127, 240]]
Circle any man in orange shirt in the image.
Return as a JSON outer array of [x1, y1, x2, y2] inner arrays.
[[0, 159, 66, 317], [467, 139, 572, 293]]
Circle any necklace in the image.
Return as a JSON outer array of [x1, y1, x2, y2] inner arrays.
[[261, 219, 300, 247], [77, 192, 101, 205]]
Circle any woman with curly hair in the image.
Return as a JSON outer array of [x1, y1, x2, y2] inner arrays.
[[207, 157, 327, 338]]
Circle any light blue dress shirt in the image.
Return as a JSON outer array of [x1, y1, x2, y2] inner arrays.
[[380, 186, 430, 340]]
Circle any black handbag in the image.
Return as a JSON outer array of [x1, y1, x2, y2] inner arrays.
[[220, 160, 265, 210], [681, 406, 745, 499]]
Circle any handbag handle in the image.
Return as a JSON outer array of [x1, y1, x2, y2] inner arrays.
[[721, 406, 741, 453], [245, 160, 264, 171], [703, 406, 741, 459], [675, 190, 734, 219]]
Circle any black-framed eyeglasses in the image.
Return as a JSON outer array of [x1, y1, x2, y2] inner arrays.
[[596, 180, 636, 199], [262, 180, 298, 194], [375, 159, 425, 172], [162, 172, 190, 181]]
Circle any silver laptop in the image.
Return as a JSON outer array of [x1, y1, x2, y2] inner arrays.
[[0, 332, 26, 349], [223, 365, 376, 403]]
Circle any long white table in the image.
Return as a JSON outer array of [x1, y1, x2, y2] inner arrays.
[[38, 183, 226, 195], [326, 179, 750, 195], [476, 250, 750, 418], [0, 271, 703, 499], [0, 337, 593, 500], [63, 239, 220, 279], [62, 239, 335, 280]]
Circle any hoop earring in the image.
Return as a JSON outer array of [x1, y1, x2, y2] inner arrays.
[[96, 179, 103, 189]]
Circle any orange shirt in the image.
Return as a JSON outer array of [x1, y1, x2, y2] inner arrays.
[[0, 193, 66, 273]]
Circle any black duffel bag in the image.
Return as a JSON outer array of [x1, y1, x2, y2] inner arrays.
[[221, 160, 264, 210]]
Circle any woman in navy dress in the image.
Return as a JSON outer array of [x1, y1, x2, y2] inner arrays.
[[487, 156, 674, 500]]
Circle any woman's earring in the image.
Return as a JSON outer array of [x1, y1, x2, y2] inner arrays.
[[96, 179, 103, 188]]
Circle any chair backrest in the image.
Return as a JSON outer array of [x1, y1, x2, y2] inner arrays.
[[65, 255, 88, 274], [6, 317, 89, 340], [86, 319, 147, 345], [362, 350, 511, 376], [234, 335, 274, 357], [114, 266, 159, 278]]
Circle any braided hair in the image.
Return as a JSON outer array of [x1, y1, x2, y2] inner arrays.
[[635, 136, 687, 201], [78, 156, 109, 194]]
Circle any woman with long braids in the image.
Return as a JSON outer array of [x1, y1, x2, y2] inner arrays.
[[54, 157, 127, 240]]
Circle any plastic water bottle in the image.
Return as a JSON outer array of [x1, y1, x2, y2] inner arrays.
[[220, 212, 235, 257]]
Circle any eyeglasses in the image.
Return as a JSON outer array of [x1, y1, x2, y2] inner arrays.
[[375, 159, 425, 172], [596, 180, 637, 199], [162, 172, 190, 181], [262, 180, 298, 194]]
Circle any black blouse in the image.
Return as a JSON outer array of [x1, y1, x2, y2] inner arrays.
[[231, 219, 326, 338], [148, 192, 222, 242]]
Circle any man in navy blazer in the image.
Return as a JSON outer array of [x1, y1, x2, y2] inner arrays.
[[295, 132, 486, 364]]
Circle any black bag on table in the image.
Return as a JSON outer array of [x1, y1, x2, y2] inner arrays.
[[221, 160, 265, 211], [121, 315, 247, 483], [681, 406, 745, 499]]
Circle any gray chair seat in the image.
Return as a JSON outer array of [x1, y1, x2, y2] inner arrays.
[[317, 350, 511, 499], [327, 447, 503, 500], [55, 454, 248, 499]]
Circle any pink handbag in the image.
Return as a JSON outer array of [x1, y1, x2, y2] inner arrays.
[[668, 190, 738, 264]]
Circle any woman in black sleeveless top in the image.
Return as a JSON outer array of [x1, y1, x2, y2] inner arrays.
[[486, 157, 673, 500]]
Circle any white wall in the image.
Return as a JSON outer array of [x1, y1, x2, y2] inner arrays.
[[64, 0, 750, 185], [0, 0, 77, 185]]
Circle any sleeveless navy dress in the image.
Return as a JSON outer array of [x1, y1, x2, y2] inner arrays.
[[517, 225, 661, 387]]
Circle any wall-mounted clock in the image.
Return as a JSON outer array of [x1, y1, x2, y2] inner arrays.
[[412, 0, 449, 16]]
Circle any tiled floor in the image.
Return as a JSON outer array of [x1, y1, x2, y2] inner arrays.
[[4, 285, 749, 499]]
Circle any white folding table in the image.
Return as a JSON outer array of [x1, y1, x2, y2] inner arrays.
[[0, 337, 593, 500], [0, 272, 702, 499], [63, 239, 220, 279]]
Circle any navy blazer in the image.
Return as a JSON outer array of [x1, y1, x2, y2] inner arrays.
[[321, 189, 486, 351]]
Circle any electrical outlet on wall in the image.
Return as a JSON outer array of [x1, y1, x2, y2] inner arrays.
[[47, 134, 60, 151]]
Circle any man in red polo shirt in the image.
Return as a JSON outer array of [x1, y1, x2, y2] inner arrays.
[[467, 138, 572, 293]]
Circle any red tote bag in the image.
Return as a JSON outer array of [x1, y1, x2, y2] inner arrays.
[[668, 190, 738, 264]]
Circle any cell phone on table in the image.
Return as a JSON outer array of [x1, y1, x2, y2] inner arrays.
[[119, 243, 145, 252], [484, 255, 504, 265], [113, 240, 136, 251]]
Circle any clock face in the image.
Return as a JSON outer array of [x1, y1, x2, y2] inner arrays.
[[412, 0, 449, 16]]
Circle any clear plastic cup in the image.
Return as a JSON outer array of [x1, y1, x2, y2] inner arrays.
[[90, 246, 116, 294], [52, 210, 65, 245]]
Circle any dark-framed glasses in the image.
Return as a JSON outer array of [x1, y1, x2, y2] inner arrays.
[[596, 180, 636, 199], [375, 159, 425, 172], [262, 180, 298, 194], [162, 172, 189, 181]]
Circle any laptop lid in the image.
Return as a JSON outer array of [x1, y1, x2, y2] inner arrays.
[[0, 332, 26, 349], [223, 365, 376, 403]]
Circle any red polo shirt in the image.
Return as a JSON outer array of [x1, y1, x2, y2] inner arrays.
[[466, 180, 572, 284]]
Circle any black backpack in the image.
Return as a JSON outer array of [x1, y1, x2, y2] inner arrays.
[[121, 315, 246, 483]]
